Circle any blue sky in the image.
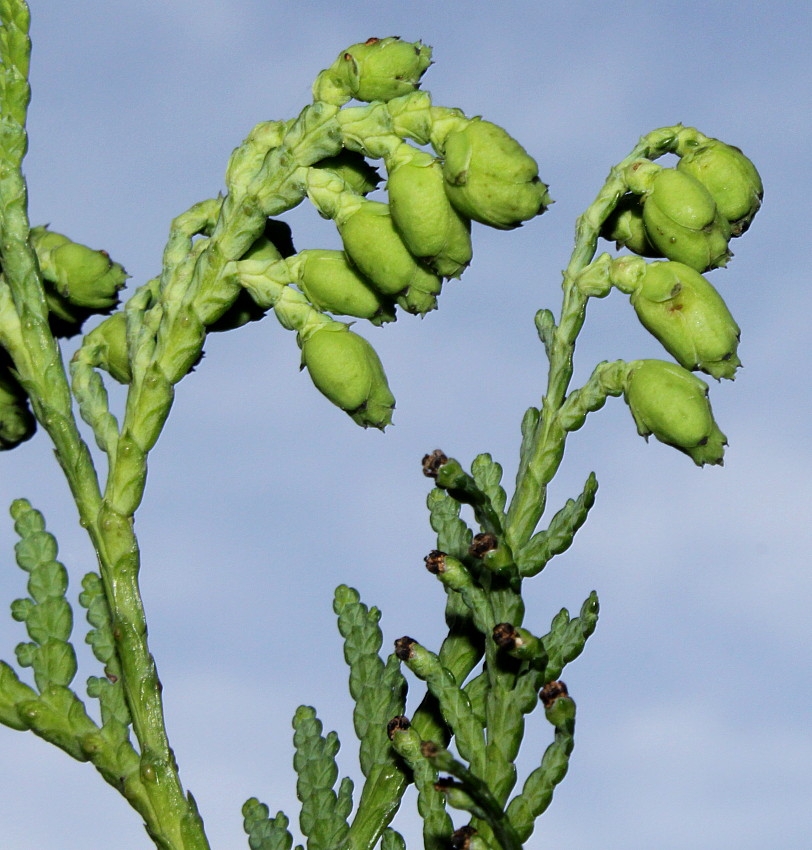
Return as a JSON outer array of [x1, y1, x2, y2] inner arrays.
[[0, 1, 810, 848]]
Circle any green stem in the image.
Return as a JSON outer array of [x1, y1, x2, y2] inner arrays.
[[505, 125, 686, 548], [0, 7, 209, 847]]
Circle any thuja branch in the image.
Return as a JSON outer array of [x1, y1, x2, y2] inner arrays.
[[0, 7, 762, 848], [506, 126, 689, 548]]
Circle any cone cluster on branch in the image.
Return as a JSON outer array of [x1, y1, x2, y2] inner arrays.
[[43, 38, 550, 438], [593, 127, 762, 465], [0, 227, 128, 450], [227, 37, 550, 429]]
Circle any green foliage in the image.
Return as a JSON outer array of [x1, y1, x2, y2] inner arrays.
[[242, 799, 296, 850], [516, 474, 598, 576], [334, 586, 407, 776], [9, 499, 77, 691], [540, 593, 600, 682], [292, 706, 352, 850]]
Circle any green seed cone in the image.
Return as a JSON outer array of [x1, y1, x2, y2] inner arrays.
[[297, 249, 396, 325], [677, 138, 763, 236], [601, 193, 661, 257], [30, 226, 128, 310], [316, 37, 432, 104], [298, 322, 395, 429], [623, 359, 727, 466], [621, 260, 741, 380], [311, 150, 382, 196], [0, 361, 36, 450], [640, 169, 731, 272], [336, 198, 442, 315], [386, 143, 472, 278], [441, 117, 551, 229], [84, 312, 132, 384]]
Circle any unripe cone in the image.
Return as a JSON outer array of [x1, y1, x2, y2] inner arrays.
[[616, 260, 741, 380], [677, 138, 763, 235], [441, 117, 551, 229], [296, 250, 396, 325], [298, 322, 395, 429], [314, 37, 432, 105], [601, 193, 660, 257], [84, 312, 131, 384], [623, 359, 727, 466], [30, 226, 128, 310], [336, 198, 442, 315], [0, 365, 36, 450], [386, 143, 472, 278], [637, 168, 731, 272]]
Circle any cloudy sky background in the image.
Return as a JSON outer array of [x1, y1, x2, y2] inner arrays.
[[0, 1, 809, 847]]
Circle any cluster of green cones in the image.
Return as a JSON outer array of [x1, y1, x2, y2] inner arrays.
[[2, 38, 762, 458], [285, 37, 551, 428], [0, 226, 128, 450], [572, 126, 763, 466]]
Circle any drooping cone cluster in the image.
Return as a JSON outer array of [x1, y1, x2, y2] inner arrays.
[[233, 38, 549, 428], [593, 129, 761, 463], [603, 134, 761, 272]]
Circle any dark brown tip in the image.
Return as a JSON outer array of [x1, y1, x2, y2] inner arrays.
[[424, 550, 447, 574], [387, 715, 410, 739], [451, 825, 477, 849], [540, 680, 568, 708], [422, 449, 448, 478], [420, 740, 439, 759], [394, 636, 416, 661], [364, 37, 381, 45], [469, 532, 497, 559], [492, 622, 518, 650]]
